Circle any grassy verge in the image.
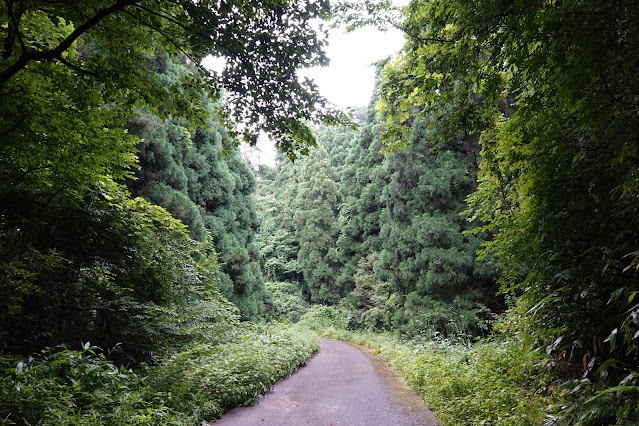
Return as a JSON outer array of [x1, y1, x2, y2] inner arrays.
[[1, 323, 318, 425], [318, 327, 550, 426]]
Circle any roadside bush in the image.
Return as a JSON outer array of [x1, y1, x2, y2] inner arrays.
[[297, 305, 350, 331], [0, 324, 318, 424], [145, 323, 318, 420], [265, 281, 310, 322], [1, 179, 226, 364], [0, 344, 180, 425], [319, 327, 550, 426]]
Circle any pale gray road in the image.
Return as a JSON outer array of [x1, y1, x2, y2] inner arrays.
[[211, 339, 439, 426]]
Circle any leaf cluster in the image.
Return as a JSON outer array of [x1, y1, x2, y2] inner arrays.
[[0, 324, 318, 424], [0, 0, 350, 156], [371, 0, 639, 421]]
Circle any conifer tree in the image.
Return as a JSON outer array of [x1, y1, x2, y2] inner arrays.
[[293, 147, 342, 303], [255, 163, 304, 284], [335, 118, 386, 295], [376, 120, 498, 335], [127, 55, 268, 318], [316, 125, 359, 173]]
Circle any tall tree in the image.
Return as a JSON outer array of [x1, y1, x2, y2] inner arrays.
[[315, 124, 359, 173], [335, 113, 387, 296], [375, 118, 498, 335], [293, 147, 342, 303], [125, 54, 268, 318], [255, 164, 304, 285], [189, 128, 266, 317], [0, 0, 347, 356], [369, 0, 639, 421]]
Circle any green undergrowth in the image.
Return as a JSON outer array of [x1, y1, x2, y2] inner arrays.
[[0, 324, 318, 425], [318, 327, 551, 426]]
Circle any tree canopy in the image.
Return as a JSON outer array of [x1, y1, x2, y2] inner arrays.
[[0, 0, 349, 160]]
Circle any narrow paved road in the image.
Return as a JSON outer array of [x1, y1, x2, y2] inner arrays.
[[211, 339, 439, 425]]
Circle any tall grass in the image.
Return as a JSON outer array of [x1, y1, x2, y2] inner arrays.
[[1, 324, 318, 425], [318, 326, 551, 426]]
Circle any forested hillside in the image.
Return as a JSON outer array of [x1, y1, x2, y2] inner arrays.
[[125, 54, 268, 317], [0, 1, 337, 423], [259, 86, 500, 336]]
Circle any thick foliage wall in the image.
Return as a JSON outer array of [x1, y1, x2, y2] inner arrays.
[[260, 92, 499, 335], [367, 0, 639, 422], [374, 120, 499, 336], [293, 147, 342, 303], [257, 147, 343, 305], [255, 165, 304, 286], [0, 0, 344, 358], [336, 122, 385, 296], [126, 55, 268, 319], [333, 100, 499, 336], [0, 177, 231, 362]]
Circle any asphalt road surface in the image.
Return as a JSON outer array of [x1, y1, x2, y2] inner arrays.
[[211, 339, 439, 426]]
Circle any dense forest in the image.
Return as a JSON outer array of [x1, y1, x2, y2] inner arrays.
[[2, 0, 639, 425], [257, 90, 500, 336]]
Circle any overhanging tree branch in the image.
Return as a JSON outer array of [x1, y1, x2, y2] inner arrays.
[[121, 8, 211, 78], [0, 0, 140, 86]]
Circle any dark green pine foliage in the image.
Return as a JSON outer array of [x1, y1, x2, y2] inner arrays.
[[332, 73, 389, 299], [377, 119, 499, 336], [190, 127, 266, 317], [305, 77, 499, 335], [335, 119, 387, 297], [127, 55, 268, 318], [315, 124, 359, 173], [292, 147, 342, 303], [128, 113, 208, 242]]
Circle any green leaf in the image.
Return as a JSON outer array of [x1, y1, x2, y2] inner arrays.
[[603, 328, 618, 352], [596, 358, 616, 377]]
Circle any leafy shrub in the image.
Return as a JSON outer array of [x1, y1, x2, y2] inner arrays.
[[265, 281, 310, 322], [0, 178, 231, 364], [0, 324, 318, 424], [146, 323, 318, 420], [393, 296, 495, 339], [0, 344, 181, 425], [349, 253, 496, 338], [550, 384, 639, 425], [297, 304, 350, 331]]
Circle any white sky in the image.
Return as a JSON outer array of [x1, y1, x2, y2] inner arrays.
[[204, 21, 406, 109], [242, 25, 405, 167], [301, 25, 405, 110]]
